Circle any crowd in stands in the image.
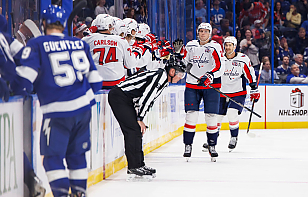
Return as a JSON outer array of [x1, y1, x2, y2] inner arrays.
[[193, 0, 308, 84], [74, 0, 148, 27]]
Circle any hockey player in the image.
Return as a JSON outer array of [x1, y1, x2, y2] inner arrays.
[[11, 5, 103, 197], [204, 36, 260, 152], [174, 22, 225, 162], [123, 18, 138, 45], [108, 57, 186, 181], [82, 14, 139, 89]]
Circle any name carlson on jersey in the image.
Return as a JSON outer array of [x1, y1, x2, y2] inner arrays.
[[94, 39, 118, 46], [43, 40, 84, 52]]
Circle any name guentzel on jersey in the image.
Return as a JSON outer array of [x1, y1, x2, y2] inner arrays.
[[43, 40, 84, 52]]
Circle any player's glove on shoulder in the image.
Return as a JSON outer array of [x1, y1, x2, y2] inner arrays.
[[198, 72, 214, 87]]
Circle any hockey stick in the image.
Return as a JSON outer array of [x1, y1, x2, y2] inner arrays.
[[247, 62, 263, 135], [67, 0, 87, 37], [185, 64, 262, 118]]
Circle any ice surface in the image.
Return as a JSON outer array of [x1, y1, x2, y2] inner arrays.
[[88, 129, 308, 197]]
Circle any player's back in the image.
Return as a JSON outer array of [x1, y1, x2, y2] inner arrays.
[[83, 33, 134, 85], [21, 34, 97, 117]]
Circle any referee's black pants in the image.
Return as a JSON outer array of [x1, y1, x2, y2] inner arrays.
[[108, 87, 145, 169]]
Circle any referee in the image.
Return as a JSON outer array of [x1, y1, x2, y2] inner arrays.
[[108, 62, 185, 178]]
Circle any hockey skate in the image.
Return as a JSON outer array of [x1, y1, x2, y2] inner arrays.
[[142, 166, 156, 178], [69, 191, 86, 197], [183, 144, 192, 162], [127, 167, 153, 182], [228, 137, 238, 152], [208, 146, 218, 162], [202, 142, 208, 152], [30, 175, 46, 197]]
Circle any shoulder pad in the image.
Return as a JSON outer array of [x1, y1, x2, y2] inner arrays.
[[186, 40, 199, 47]]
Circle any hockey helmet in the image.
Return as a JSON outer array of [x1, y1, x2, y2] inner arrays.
[[223, 36, 237, 54], [123, 18, 138, 35], [135, 23, 151, 39], [113, 20, 127, 37], [95, 14, 115, 31], [197, 22, 212, 35], [42, 5, 68, 28]]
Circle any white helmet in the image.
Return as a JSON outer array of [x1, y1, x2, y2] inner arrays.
[[223, 36, 237, 55], [95, 14, 114, 31], [135, 23, 151, 39], [224, 36, 237, 48], [197, 22, 212, 35], [113, 20, 127, 37], [91, 18, 97, 27], [123, 18, 138, 35]]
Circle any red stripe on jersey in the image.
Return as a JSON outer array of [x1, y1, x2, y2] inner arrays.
[[103, 76, 125, 86], [186, 83, 221, 89], [211, 49, 221, 73], [220, 90, 247, 98], [207, 126, 218, 130], [184, 123, 196, 129], [217, 123, 221, 126], [244, 63, 253, 83], [229, 120, 239, 126]]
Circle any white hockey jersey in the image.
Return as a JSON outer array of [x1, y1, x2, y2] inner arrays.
[[221, 52, 256, 97], [82, 33, 137, 87], [184, 39, 224, 89]]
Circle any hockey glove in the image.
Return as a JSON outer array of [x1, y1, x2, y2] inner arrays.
[[132, 44, 147, 59], [198, 72, 214, 87], [173, 38, 184, 53], [250, 88, 260, 102], [0, 78, 10, 102]]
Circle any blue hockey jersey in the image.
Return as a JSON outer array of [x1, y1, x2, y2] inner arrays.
[[13, 33, 103, 118], [0, 32, 23, 82]]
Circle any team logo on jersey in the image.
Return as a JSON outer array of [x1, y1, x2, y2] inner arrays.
[[204, 48, 210, 53], [192, 53, 209, 68]]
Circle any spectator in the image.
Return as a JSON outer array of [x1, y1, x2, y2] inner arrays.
[[296, 0, 308, 23], [211, 0, 225, 26], [286, 64, 308, 83], [303, 46, 308, 62], [240, 29, 260, 68], [124, 0, 140, 14], [274, 1, 286, 28], [285, 4, 301, 29], [280, 0, 290, 15], [263, 1, 270, 28], [126, 8, 136, 20], [137, 5, 147, 23], [301, 19, 308, 36], [260, 60, 279, 83], [109, 5, 115, 16], [95, 0, 109, 16], [278, 41, 294, 61], [218, 19, 233, 36], [235, 29, 243, 52], [251, 20, 264, 39], [276, 56, 291, 83], [239, 0, 267, 28], [294, 54, 308, 75], [195, 0, 207, 26], [261, 56, 269, 64], [293, 28, 308, 54]]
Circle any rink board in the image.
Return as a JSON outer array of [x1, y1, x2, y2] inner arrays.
[[0, 97, 24, 197]]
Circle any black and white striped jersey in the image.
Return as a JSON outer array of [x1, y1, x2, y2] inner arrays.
[[117, 68, 169, 121]]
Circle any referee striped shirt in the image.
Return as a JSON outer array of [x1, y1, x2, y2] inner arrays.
[[117, 68, 169, 121]]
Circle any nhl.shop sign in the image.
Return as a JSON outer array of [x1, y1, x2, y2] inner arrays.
[[279, 88, 307, 116]]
